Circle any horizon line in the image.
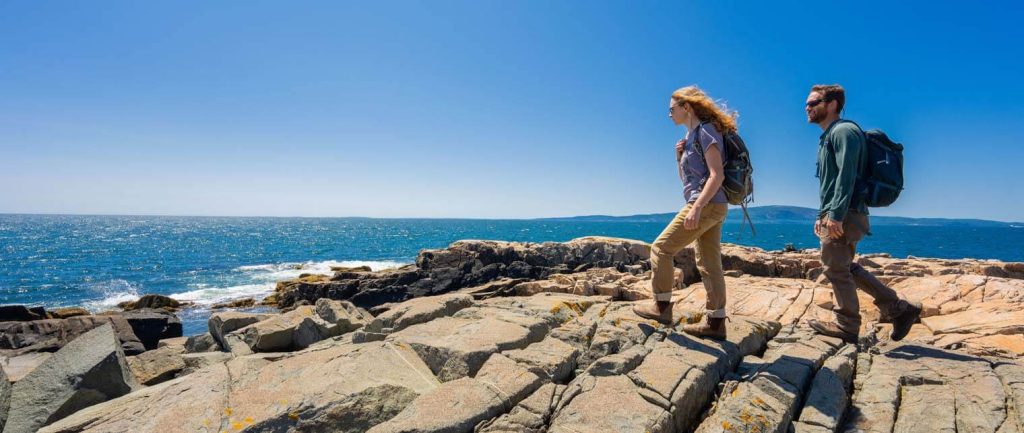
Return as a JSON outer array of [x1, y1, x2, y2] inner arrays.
[[1, 205, 1022, 225]]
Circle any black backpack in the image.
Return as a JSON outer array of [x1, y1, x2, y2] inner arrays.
[[693, 122, 756, 234], [835, 120, 905, 207]]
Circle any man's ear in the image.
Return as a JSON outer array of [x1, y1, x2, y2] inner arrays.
[[828, 100, 839, 116]]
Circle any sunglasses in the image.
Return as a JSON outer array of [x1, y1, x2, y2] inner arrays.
[[806, 99, 826, 108]]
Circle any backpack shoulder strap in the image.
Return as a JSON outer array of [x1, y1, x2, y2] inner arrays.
[[693, 121, 707, 165]]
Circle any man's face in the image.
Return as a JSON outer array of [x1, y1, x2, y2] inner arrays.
[[806, 91, 828, 123]]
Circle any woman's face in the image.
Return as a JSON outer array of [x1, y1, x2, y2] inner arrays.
[[668, 99, 689, 126]]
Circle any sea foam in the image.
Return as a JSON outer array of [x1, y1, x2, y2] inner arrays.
[[168, 259, 407, 307]]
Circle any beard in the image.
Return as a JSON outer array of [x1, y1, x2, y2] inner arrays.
[[807, 109, 826, 123]]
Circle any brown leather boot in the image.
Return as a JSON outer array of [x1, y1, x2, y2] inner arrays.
[[808, 319, 858, 344], [632, 300, 674, 325], [889, 301, 922, 341], [680, 317, 727, 340]]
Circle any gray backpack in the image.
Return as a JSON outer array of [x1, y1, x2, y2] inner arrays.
[[693, 122, 756, 234]]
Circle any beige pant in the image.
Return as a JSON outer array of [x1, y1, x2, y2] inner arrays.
[[649, 202, 728, 318]]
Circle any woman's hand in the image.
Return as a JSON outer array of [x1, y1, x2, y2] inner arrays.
[[683, 204, 702, 230], [675, 138, 686, 161]]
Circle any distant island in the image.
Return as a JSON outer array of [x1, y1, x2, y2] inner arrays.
[[538, 205, 1023, 228]]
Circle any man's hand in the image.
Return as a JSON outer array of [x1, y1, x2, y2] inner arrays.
[[815, 217, 845, 239], [683, 204, 702, 230], [675, 138, 686, 161], [824, 217, 844, 239]]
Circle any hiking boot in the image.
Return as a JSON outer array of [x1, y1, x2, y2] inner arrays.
[[632, 301, 674, 325], [808, 319, 858, 344], [890, 301, 922, 342], [680, 317, 727, 340]]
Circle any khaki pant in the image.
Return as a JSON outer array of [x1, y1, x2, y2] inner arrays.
[[650, 202, 728, 318], [820, 211, 907, 333]]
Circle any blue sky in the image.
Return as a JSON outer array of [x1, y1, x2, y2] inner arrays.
[[2, 1, 1022, 221]]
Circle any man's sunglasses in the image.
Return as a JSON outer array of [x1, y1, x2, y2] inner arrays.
[[806, 99, 826, 108]]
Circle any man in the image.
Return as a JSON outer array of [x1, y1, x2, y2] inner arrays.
[[805, 84, 921, 344]]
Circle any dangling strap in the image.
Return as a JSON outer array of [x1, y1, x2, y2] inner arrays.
[[740, 202, 756, 237]]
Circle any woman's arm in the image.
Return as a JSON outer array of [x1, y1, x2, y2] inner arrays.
[[683, 142, 724, 230], [694, 144, 725, 208]]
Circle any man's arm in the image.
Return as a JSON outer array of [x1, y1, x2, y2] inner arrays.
[[827, 125, 863, 222]]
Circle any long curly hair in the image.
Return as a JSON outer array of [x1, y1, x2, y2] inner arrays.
[[671, 86, 739, 134]]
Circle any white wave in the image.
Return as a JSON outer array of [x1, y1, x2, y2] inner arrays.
[[170, 259, 408, 308], [81, 279, 140, 312], [234, 260, 407, 282], [169, 283, 276, 307]]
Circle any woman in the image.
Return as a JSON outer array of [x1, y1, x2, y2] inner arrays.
[[632, 85, 737, 339]]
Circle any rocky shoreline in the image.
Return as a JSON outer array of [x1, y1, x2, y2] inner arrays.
[[1, 236, 1022, 432]]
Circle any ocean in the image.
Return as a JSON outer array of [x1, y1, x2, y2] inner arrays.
[[2, 214, 1022, 335]]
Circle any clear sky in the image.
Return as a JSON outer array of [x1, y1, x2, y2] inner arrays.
[[2, 1, 1022, 221]]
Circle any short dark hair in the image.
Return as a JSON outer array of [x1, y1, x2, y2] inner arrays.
[[811, 84, 845, 114]]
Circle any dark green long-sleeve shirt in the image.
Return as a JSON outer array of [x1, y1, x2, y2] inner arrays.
[[817, 119, 868, 221]]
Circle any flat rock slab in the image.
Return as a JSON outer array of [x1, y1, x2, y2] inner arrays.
[[5, 324, 137, 433], [386, 316, 537, 381], [694, 328, 843, 433], [127, 345, 186, 386], [796, 344, 857, 431], [367, 354, 543, 433], [0, 352, 52, 382], [503, 337, 579, 383], [366, 293, 474, 333], [844, 343, 1009, 433], [40, 341, 439, 433], [549, 375, 672, 433], [477, 383, 563, 433]]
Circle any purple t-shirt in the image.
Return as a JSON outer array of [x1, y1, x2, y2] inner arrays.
[[679, 123, 728, 204]]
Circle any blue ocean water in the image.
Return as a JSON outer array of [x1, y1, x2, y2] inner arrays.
[[2, 214, 1022, 335]]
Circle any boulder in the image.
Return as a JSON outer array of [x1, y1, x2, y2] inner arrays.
[[4, 324, 137, 433], [126, 345, 186, 386], [0, 315, 145, 356], [183, 332, 220, 353], [330, 265, 372, 273], [210, 298, 256, 310], [314, 298, 372, 333], [39, 341, 438, 433], [228, 306, 336, 352], [117, 294, 181, 311], [207, 312, 271, 350], [155, 336, 188, 349], [364, 293, 474, 333], [116, 309, 182, 350], [48, 307, 90, 319], [0, 306, 46, 322]]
